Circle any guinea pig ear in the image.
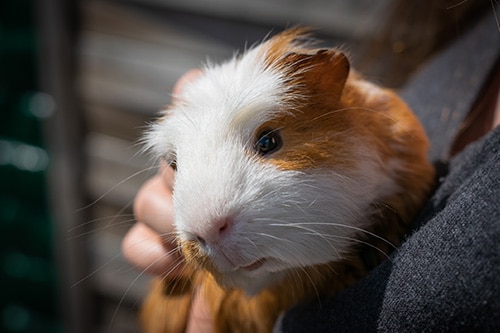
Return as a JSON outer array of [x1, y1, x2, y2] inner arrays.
[[286, 49, 350, 102]]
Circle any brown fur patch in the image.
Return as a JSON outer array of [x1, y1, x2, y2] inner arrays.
[[259, 36, 355, 171], [261, 27, 313, 67], [140, 271, 194, 333]]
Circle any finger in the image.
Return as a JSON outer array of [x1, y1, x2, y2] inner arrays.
[[122, 222, 183, 276], [133, 172, 175, 235], [185, 288, 214, 333], [172, 68, 203, 100]]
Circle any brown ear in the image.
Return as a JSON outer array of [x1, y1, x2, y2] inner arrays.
[[285, 49, 350, 102]]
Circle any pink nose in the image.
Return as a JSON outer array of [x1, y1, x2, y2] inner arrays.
[[195, 217, 232, 246]]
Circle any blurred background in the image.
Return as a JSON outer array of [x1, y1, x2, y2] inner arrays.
[[0, 0, 487, 332]]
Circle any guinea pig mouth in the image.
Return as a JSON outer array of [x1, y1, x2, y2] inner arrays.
[[182, 239, 268, 275], [239, 258, 267, 271]]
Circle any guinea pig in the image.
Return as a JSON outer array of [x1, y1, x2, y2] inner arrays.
[[140, 27, 435, 333]]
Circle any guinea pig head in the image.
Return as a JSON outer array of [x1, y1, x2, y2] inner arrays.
[[145, 28, 432, 295]]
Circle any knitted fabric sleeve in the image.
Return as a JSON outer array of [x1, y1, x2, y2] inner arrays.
[[280, 124, 500, 333]]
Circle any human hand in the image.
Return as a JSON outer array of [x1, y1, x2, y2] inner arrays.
[[122, 163, 179, 276], [122, 68, 202, 276], [122, 69, 214, 333]]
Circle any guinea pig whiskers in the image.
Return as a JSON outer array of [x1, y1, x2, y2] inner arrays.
[[109, 250, 182, 333], [306, 106, 373, 123], [291, 266, 322, 302], [372, 201, 399, 217], [252, 217, 341, 247], [71, 251, 124, 288], [243, 236, 258, 250], [253, 232, 296, 243], [288, 263, 336, 305], [76, 165, 158, 213], [306, 105, 417, 138], [273, 222, 398, 251], [110, 240, 189, 331], [75, 165, 163, 330], [264, 221, 341, 251], [67, 210, 134, 232], [322, 234, 393, 261], [75, 227, 175, 294], [69, 196, 136, 243], [157, 255, 188, 283], [67, 217, 137, 241], [157, 231, 180, 245], [68, 213, 135, 233]]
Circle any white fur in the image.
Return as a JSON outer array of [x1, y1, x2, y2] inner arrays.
[[146, 43, 400, 294]]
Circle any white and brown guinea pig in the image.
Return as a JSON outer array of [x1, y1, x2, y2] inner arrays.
[[141, 28, 435, 333]]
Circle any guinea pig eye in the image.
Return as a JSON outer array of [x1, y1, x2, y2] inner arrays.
[[255, 130, 282, 156], [170, 160, 177, 171]]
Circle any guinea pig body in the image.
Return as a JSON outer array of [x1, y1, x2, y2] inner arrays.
[[142, 28, 435, 332]]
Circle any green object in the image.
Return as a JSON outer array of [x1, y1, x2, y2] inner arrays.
[[0, 0, 62, 332]]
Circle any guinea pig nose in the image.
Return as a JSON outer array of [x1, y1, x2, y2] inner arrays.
[[219, 220, 230, 234], [196, 235, 206, 246], [195, 216, 233, 246]]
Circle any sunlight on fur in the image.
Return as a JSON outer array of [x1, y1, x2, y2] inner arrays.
[[141, 27, 435, 333]]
